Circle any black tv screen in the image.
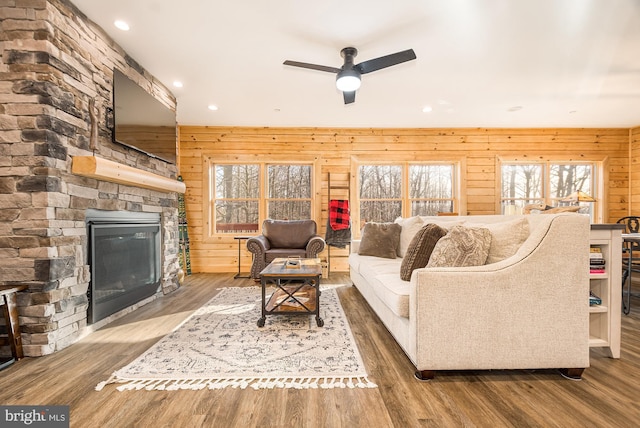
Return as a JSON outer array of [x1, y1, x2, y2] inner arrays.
[[112, 69, 177, 164]]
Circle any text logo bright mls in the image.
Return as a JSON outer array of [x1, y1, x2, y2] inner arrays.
[[1, 406, 69, 427]]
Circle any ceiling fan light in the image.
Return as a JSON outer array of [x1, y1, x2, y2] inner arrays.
[[336, 71, 361, 92]]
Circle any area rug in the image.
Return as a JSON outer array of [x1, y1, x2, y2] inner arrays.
[[96, 285, 376, 391]]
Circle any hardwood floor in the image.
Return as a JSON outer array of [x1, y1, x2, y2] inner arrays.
[[1, 273, 639, 427]]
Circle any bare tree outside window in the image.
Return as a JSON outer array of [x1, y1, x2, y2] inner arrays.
[[501, 164, 544, 212], [410, 164, 454, 215], [267, 165, 312, 220], [501, 162, 595, 215], [214, 164, 260, 233], [359, 165, 402, 222]]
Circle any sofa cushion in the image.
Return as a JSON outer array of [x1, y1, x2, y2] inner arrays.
[[400, 223, 448, 281], [427, 225, 492, 267], [394, 216, 424, 257], [464, 217, 530, 264], [358, 222, 401, 259], [355, 255, 410, 318]]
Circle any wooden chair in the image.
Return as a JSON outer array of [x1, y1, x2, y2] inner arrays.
[[1, 284, 27, 369], [617, 216, 640, 314]]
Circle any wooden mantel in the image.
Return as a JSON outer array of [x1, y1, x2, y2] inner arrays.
[[71, 156, 186, 194]]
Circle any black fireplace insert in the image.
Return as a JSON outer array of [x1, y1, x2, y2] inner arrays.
[[86, 210, 161, 324]]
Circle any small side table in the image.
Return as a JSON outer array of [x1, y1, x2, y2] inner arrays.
[[234, 236, 252, 279], [1, 284, 27, 370]]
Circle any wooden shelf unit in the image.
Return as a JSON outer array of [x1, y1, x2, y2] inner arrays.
[[589, 224, 624, 358]]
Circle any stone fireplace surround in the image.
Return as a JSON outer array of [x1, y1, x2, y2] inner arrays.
[[0, 0, 181, 356]]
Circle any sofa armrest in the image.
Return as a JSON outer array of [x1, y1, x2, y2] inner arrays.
[[408, 213, 590, 372], [306, 235, 326, 257], [246, 235, 270, 254]]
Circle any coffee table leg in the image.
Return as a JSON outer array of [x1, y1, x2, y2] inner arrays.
[[258, 276, 267, 327]]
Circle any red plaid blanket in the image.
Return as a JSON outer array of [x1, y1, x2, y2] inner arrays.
[[329, 200, 350, 231]]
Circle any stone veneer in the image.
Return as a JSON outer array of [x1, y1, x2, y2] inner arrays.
[[0, 0, 181, 356]]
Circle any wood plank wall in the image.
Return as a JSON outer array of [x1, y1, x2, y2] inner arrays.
[[179, 126, 630, 273], [631, 127, 640, 214]]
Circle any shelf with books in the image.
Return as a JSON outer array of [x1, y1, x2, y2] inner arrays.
[[588, 225, 623, 359]]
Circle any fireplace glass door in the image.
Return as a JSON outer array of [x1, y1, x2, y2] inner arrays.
[[87, 211, 161, 324]]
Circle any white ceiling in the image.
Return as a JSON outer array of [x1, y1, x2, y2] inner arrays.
[[70, 0, 640, 129]]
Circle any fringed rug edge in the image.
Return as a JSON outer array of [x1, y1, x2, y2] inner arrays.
[[96, 374, 377, 391]]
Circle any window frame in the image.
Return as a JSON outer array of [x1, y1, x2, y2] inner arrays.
[[351, 156, 465, 237], [498, 156, 605, 222], [203, 154, 321, 240]]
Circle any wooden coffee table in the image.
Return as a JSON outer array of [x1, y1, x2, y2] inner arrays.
[[257, 258, 323, 327]]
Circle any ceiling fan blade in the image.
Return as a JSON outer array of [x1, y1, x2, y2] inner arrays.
[[343, 91, 356, 104], [355, 49, 416, 74], [283, 60, 341, 74]]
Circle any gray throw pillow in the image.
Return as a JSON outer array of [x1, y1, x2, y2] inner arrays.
[[358, 222, 401, 259], [427, 225, 492, 267], [400, 223, 448, 281]]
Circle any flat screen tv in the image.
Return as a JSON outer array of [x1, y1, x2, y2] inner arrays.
[[112, 69, 177, 164]]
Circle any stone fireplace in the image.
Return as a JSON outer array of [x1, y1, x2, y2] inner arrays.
[[0, 0, 181, 356]]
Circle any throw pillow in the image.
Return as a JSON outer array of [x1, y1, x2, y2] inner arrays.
[[465, 217, 530, 264], [400, 223, 448, 281], [394, 216, 425, 257], [358, 222, 401, 259], [427, 225, 492, 267]]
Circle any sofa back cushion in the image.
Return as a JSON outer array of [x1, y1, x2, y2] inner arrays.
[[358, 222, 401, 259], [427, 225, 492, 267], [400, 223, 448, 280], [394, 216, 424, 257], [464, 217, 530, 264], [263, 219, 316, 248]]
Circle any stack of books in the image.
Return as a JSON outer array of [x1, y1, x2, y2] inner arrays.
[[589, 291, 602, 306], [590, 246, 606, 274]]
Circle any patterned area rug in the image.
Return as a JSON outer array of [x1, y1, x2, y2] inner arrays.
[[96, 285, 376, 391]]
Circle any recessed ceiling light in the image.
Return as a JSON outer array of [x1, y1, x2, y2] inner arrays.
[[173, 81, 183, 88], [422, 105, 433, 113], [114, 20, 130, 31], [208, 105, 218, 111]]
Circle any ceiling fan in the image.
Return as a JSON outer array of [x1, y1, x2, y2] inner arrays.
[[283, 47, 417, 104]]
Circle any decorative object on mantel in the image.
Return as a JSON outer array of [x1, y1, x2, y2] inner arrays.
[[71, 156, 186, 193], [96, 285, 376, 391]]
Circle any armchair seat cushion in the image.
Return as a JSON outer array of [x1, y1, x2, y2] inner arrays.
[[265, 248, 307, 263]]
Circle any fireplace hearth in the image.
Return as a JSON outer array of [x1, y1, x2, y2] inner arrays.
[[86, 210, 162, 324]]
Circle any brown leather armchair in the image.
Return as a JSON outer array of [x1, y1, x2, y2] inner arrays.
[[246, 219, 325, 279]]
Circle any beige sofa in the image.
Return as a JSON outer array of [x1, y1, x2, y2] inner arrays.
[[349, 213, 590, 380]]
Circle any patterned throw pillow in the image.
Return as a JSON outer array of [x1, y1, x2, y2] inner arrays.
[[358, 222, 402, 259], [400, 223, 448, 281], [426, 225, 492, 267]]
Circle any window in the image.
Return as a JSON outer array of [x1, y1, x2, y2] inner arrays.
[[267, 164, 312, 219], [359, 165, 402, 223], [213, 164, 260, 233], [409, 164, 455, 215], [358, 163, 456, 223], [209, 159, 315, 235], [500, 161, 596, 215]]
